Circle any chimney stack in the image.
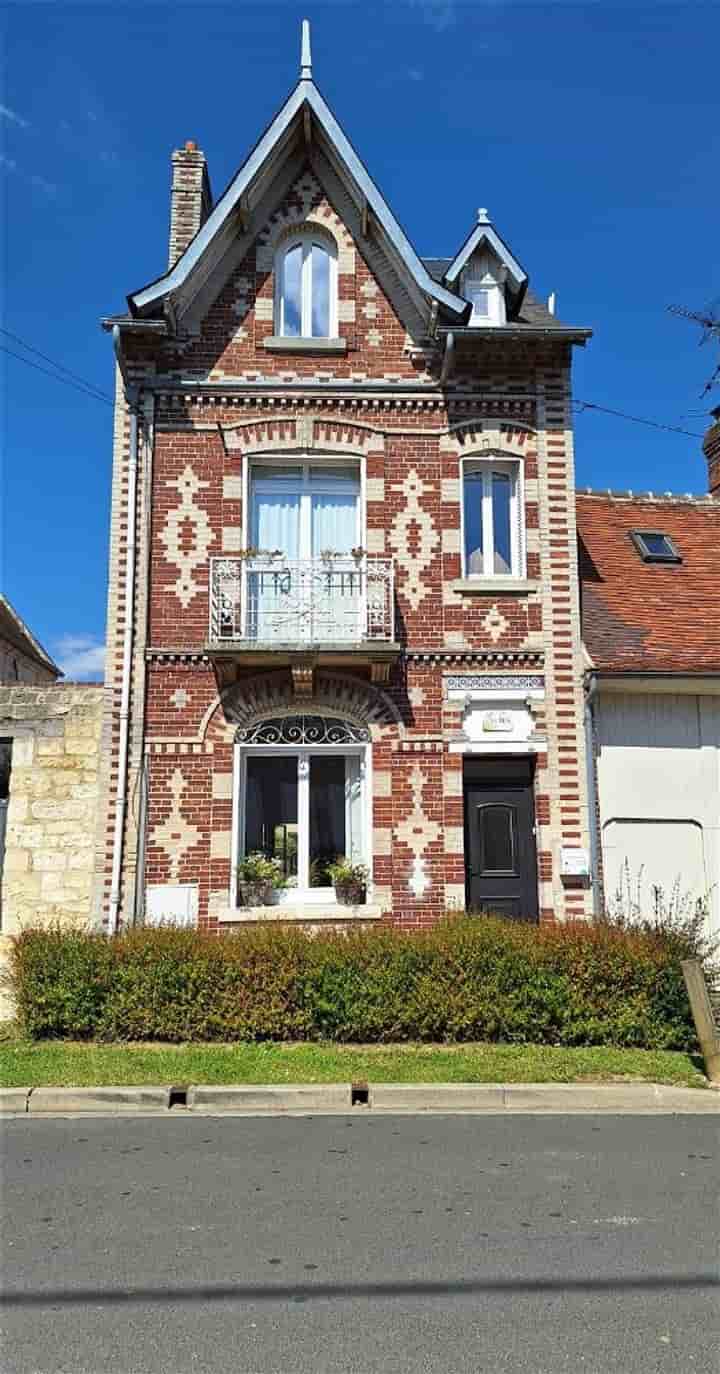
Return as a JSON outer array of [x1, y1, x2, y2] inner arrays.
[[703, 406, 720, 498], [168, 141, 212, 269]]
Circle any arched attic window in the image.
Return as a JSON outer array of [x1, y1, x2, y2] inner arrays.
[[276, 234, 337, 339]]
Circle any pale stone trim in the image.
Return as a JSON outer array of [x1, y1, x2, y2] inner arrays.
[[210, 831, 232, 859], [212, 773, 233, 800], [373, 770, 391, 797]]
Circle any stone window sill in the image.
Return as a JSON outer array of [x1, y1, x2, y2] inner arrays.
[[262, 336, 348, 355], [217, 902, 383, 924], [451, 578, 538, 596]]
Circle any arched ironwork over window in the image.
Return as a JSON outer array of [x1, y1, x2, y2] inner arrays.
[[237, 714, 369, 746]]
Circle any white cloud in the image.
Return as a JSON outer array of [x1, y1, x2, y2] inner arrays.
[[0, 104, 29, 130], [53, 634, 105, 681]]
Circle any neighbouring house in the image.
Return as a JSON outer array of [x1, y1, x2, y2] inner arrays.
[[0, 682, 104, 1016], [577, 415, 720, 937], [0, 594, 61, 686], [93, 23, 596, 934], [0, 598, 62, 957]]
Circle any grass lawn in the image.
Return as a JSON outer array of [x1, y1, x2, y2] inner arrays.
[[0, 1033, 708, 1089]]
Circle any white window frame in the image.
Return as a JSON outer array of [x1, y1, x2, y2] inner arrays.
[[275, 233, 338, 339], [465, 277, 506, 327], [460, 455, 525, 579], [231, 738, 372, 907], [241, 455, 366, 641], [245, 457, 362, 559]]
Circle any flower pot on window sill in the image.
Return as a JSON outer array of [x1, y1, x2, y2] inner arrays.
[[334, 879, 366, 907], [239, 881, 276, 908]]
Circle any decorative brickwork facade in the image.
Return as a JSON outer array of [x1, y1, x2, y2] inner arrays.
[[95, 33, 594, 931]]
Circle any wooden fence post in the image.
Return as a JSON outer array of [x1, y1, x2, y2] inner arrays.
[[681, 959, 720, 1085]]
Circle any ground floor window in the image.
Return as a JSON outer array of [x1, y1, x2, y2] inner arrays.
[[235, 715, 369, 904]]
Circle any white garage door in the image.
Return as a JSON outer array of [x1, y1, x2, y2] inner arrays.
[[602, 818, 708, 919]]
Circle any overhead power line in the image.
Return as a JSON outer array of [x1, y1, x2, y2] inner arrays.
[[573, 399, 704, 440], [0, 326, 114, 402], [0, 342, 114, 407]]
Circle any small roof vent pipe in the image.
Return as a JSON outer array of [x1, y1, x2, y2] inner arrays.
[[548, 292, 556, 315]]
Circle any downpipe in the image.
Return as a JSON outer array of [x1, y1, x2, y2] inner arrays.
[[583, 672, 602, 917], [108, 327, 140, 935]]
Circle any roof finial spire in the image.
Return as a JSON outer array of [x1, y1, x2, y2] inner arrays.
[[300, 19, 312, 80]]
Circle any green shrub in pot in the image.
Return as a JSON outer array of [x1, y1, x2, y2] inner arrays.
[[237, 852, 287, 907], [327, 858, 369, 906]]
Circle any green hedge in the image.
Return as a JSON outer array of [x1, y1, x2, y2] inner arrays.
[[6, 916, 704, 1050]]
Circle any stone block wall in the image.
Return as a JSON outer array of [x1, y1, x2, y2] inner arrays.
[[0, 684, 103, 933]]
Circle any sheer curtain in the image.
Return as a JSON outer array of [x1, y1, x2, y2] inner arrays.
[[311, 469, 359, 641], [250, 482, 300, 640]]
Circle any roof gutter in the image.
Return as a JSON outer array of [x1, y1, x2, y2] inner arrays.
[[438, 325, 592, 343]]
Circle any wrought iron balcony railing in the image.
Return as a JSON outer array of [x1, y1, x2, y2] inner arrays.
[[209, 556, 395, 645]]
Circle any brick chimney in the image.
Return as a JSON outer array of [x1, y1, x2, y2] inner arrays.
[[168, 141, 212, 269], [703, 405, 720, 498]]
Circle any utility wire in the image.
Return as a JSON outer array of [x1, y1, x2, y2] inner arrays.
[[573, 399, 704, 440], [0, 344, 114, 407], [0, 325, 113, 403]]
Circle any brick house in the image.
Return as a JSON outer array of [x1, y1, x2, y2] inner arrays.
[[95, 26, 595, 933], [577, 437, 720, 938]]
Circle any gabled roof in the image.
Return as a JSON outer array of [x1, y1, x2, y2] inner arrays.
[[129, 48, 470, 325], [576, 490, 720, 675], [0, 594, 61, 678], [443, 209, 528, 305]]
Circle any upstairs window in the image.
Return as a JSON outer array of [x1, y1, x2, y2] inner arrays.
[[277, 235, 337, 338], [463, 459, 523, 578], [465, 278, 506, 327], [630, 530, 681, 564]]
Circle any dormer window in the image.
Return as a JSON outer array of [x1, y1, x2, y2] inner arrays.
[[276, 234, 337, 338], [465, 277, 505, 327]]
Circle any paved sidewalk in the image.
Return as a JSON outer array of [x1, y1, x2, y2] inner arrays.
[[2, 1081, 718, 1115]]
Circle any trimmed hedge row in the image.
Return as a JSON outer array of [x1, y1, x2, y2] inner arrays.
[[6, 916, 703, 1050]]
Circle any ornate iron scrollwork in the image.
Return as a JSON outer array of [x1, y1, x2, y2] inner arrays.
[[236, 714, 369, 745]]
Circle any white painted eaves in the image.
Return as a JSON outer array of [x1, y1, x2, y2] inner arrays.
[[129, 79, 470, 323]]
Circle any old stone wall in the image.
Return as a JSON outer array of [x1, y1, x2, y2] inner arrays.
[[0, 684, 103, 933]]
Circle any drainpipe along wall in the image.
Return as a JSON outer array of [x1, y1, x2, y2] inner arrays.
[[108, 326, 140, 935], [583, 672, 603, 916]]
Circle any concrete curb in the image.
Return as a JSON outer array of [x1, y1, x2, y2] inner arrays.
[[1, 1082, 717, 1116], [0, 1087, 32, 1114], [27, 1086, 170, 1114], [187, 1084, 350, 1112], [369, 1082, 720, 1114]]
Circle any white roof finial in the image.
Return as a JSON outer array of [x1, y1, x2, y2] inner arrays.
[[477, 207, 489, 224], [301, 19, 312, 80]]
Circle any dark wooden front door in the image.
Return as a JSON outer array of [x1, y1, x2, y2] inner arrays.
[[464, 758, 539, 922]]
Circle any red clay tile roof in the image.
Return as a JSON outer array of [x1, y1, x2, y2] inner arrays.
[[576, 491, 720, 674]]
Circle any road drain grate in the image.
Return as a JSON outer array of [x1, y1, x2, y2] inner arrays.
[[168, 1087, 188, 1109], [351, 1082, 369, 1107]]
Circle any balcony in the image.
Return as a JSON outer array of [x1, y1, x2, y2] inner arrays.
[[208, 555, 399, 686]]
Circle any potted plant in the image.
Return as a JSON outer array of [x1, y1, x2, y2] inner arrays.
[[327, 858, 369, 907], [237, 852, 286, 907]]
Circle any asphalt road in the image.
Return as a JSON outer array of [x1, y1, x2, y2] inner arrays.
[[1, 1113, 718, 1374]]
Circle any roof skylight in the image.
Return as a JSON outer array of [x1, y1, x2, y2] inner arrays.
[[630, 530, 682, 564]]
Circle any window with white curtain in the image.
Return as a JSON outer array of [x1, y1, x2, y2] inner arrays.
[[246, 460, 362, 641], [276, 235, 337, 338], [462, 459, 523, 578]]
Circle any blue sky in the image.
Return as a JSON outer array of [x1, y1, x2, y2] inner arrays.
[[2, 0, 718, 678]]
